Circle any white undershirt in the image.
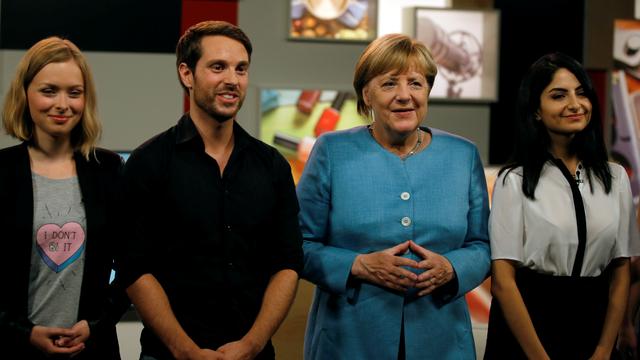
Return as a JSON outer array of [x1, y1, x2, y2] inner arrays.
[[490, 161, 640, 276]]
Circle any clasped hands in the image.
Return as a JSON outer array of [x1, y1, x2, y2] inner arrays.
[[351, 240, 454, 296], [177, 337, 262, 360], [29, 320, 90, 357]]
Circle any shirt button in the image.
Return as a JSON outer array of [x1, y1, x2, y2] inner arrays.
[[400, 192, 410, 200], [401, 217, 411, 227]]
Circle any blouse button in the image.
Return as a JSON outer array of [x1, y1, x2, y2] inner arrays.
[[400, 192, 411, 200], [401, 217, 412, 227]]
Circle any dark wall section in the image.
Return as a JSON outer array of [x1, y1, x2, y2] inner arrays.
[[182, 0, 238, 32], [0, 0, 181, 52], [489, 0, 585, 164]]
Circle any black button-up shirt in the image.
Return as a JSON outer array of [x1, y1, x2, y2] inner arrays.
[[119, 115, 303, 359]]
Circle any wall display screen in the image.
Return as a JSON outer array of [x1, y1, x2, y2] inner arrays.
[[259, 88, 366, 183], [289, 0, 376, 41], [376, 0, 450, 37], [469, 166, 500, 326], [413, 8, 499, 102], [611, 19, 640, 200], [117, 151, 131, 163]]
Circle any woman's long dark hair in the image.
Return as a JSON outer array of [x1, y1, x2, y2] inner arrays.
[[501, 52, 612, 199]]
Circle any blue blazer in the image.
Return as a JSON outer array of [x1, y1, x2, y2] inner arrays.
[[297, 126, 490, 360]]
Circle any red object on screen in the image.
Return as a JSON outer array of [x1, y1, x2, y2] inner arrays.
[[314, 91, 349, 137], [297, 90, 322, 114]]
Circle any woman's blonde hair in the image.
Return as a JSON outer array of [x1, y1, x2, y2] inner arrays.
[[3, 36, 101, 159], [353, 34, 438, 117]]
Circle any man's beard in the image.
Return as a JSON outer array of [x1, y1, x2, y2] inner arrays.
[[193, 88, 244, 123]]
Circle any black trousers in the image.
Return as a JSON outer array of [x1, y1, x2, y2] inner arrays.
[[484, 267, 615, 360]]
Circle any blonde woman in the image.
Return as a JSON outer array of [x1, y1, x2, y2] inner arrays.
[[297, 34, 490, 359], [0, 37, 128, 359]]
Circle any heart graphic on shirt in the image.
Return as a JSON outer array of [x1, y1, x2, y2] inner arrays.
[[36, 222, 85, 273]]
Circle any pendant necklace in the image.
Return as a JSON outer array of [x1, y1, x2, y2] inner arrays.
[[401, 128, 423, 159], [369, 125, 423, 160]]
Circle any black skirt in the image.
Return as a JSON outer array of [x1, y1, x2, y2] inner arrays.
[[484, 267, 613, 360]]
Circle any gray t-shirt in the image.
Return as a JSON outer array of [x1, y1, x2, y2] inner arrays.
[[28, 173, 86, 328]]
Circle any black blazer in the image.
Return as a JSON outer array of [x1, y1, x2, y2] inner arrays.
[[0, 143, 130, 359]]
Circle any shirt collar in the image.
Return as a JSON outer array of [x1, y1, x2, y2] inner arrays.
[[175, 114, 199, 145], [174, 113, 252, 152]]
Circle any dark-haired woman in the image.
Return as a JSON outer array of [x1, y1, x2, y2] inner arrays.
[[484, 52, 640, 360]]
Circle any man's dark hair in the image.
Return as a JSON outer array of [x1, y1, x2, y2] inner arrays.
[[176, 20, 253, 92]]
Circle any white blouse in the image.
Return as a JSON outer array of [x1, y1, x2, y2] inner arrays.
[[490, 161, 640, 276]]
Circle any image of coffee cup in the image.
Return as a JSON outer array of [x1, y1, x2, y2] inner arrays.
[[303, 0, 351, 20]]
